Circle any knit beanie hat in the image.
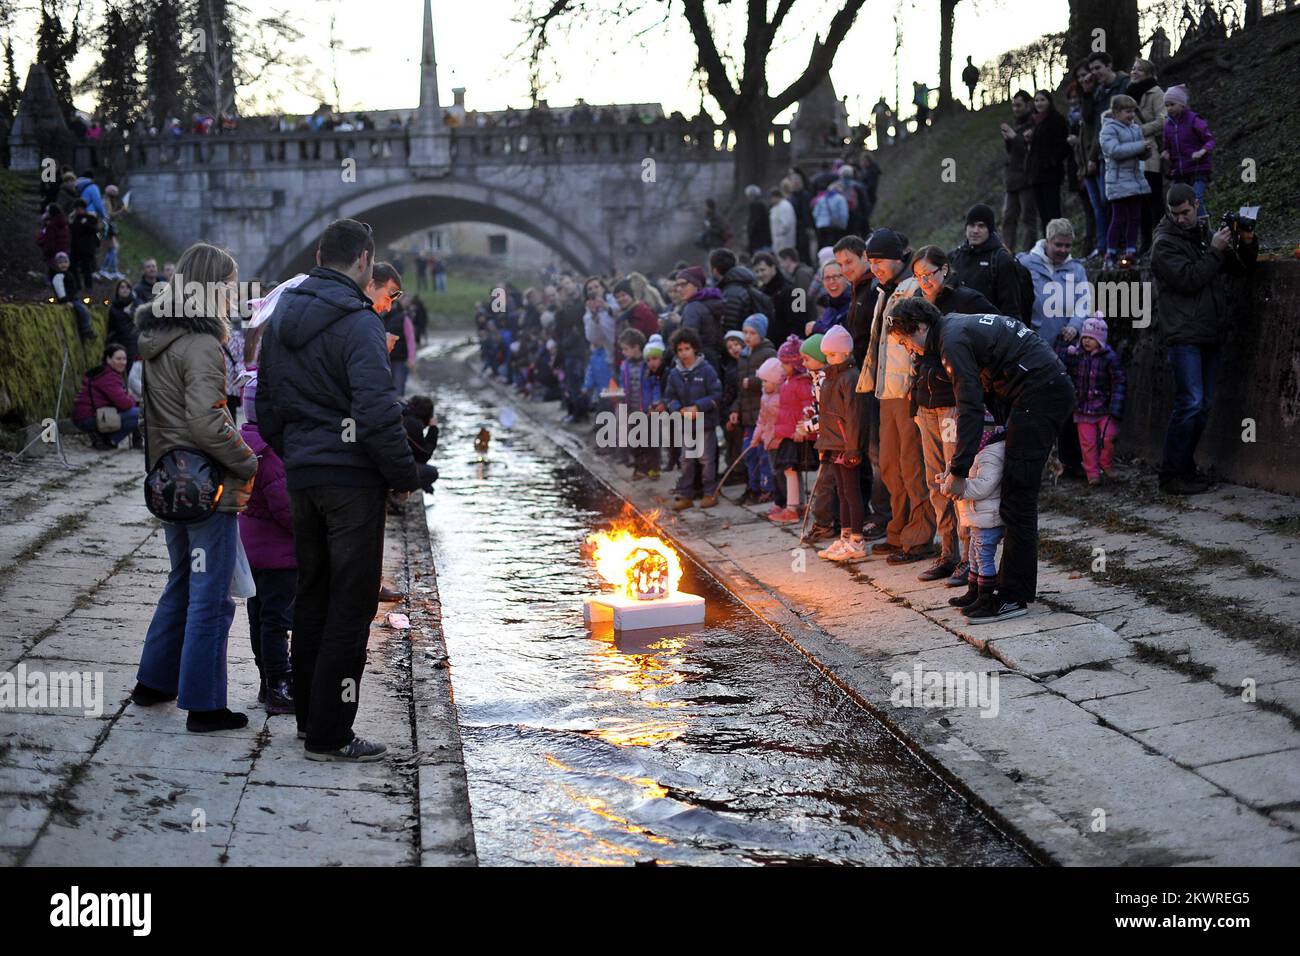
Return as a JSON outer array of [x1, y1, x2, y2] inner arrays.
[[777, 334, 804, 366], [742, 313, 769, 338], [817, 246, 835, 266], [821, 324, 854, 355], [757, 357, 785, 384], [1080, 315, 1109, 348], [674, 265, 707, 290], [800, 333, 826, 364], [865, 228, 907, 261], [724, 329, 746, 345], [966, 202, 997, 231], [1164, 84, 1189, 107], [644, 333, 665, 359]]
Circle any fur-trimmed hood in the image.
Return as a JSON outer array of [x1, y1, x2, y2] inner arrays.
[[135, 300, 229, 361]]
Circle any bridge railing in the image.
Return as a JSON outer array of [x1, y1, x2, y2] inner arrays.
[[446, 122, 743, 163], [107, 128, 414, 170]]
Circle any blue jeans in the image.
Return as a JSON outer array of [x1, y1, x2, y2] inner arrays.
[[674, 428, 718, 499], [741, 426, 774, 494], [137, 512, 239, 711], [1085, 172, 1109, 251], [74, 406, 140, 446], [970, 526, 1005, 581], [393, 361, 410, 396], [1160, 344, 1219, 483]]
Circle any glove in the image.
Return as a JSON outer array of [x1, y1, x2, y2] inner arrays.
[[419, 463, 439, 493]]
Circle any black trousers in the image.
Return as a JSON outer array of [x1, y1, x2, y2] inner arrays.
[[248, 566, 296, 681], [289, 485, 387, 751], [998, 372, 1076, 604], [1034, 180, 1063, 235]]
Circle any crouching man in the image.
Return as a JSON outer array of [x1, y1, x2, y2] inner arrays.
[[887, 298, 1075, 623]]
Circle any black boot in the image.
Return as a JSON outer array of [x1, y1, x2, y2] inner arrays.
[[961, 585, 997, 617], [948, 583, 980, 608], [130, 681, 176, 706], [265, 676, 295, 716], [186, 708, 249, 733]]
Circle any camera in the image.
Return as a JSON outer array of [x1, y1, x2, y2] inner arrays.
[[1221, 207, 1259, 234]]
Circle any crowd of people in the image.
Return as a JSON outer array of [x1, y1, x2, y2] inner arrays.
[[477, 132, 1256, 625]]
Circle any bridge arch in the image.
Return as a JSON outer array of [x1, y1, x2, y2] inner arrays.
[[258, 177, 604, 281]]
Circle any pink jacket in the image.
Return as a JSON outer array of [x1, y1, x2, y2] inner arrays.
[[238, 422, 296, 569], [774, 369, 814, 443], [72, 366, 137, 420], [754, 389, 781, 449]]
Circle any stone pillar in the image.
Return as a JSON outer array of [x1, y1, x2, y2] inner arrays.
[[409, 0, 450, 176], [7, 64, 75, 172]]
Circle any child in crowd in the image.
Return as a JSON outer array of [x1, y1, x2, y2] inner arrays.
[[1099, 93, 1152, 269], [798, 333, 837, 541], [1055, 315, 1126, 485], [769, 335, 815, 524], [665, 327, 723, 510], [814, 325, 866, 561], [645, 334, 674, 473], [948, 413, 1006, 618], [581, 339, 614, 452], [729, 315, 778, 504], [237, 371, 295, 715], [752, 356, 785, 509], [1161, 84, 1215, 220], [402, 394, 440, 465], [720, 330, 747, 489], [618, 327, 659, 480]]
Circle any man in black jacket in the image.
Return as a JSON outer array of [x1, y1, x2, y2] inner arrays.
[[257, 218, 428, 762], [949, 203, 1023, 319], [888, 298, 1075, 624], [1151, 183, 1258, 494], [709, 248, 772, 334]]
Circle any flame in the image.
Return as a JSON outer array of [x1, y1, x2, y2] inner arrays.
[[586, 521, 683, 601]]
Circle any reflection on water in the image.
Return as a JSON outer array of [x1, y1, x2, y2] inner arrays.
[[425, 359, 1031, 867]]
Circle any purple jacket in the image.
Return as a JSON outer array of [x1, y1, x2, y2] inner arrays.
[[238, 422, 296, 569], [1163, 109, 1215, 180], [1055, 338, 1126, 420]]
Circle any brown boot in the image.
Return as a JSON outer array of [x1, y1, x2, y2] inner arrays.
[[671, 497, 694, 511], [700, 494, 718, 508]]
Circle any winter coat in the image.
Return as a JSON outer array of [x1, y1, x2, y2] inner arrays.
[[858, 267, 919, 400], [619, 358, 651, 414], [75, 177, 108, 221], [1128, 77, 1166, 175], [949, 233, 1023, 319], [927, 312, 1067, 478], [844, 274, 880, 368], [238, 422, 295, 569], [955, 436, 1006, 530], [1100, 113, 1152, 200], [664, 356, 723, 430], [1025, 107, 1070, 186], [680, 288, 725, 364], [716, 265, 773, 334], [912, 284, 998, 411], [254, 267, 421, 494], [37, 215, 70, 266], [583, 294, 618, 364], [69, 211, 100, 258], [72, 364, 137, 420], [731, 337, 777, 426], [582, 346, 613, 394], [134, 273, 160, 304], [1150, 214, 1257, 346], [774, 369, 814, 442], [815, 361, 863, 456], [755, 389, 781, 448], [761, 273, 801, 346], [135, 306, 258, 513], [1163, 108, 1215, 180], [1004, 113, 1033, 192], [769, 198, 797, 252], [402, 411, 438, 463], [812, 189, 849, 230], [811, 287, 851, 335], [1054, 338, 1126, 420], [747, 199, 772, 252], [107, 294, 141, 359], [1017, 240, 1091, 345], [617, 302, 660, 341]]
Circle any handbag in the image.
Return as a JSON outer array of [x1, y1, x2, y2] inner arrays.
[[90, 378, 122, 433], [141, 359, 226, 523]]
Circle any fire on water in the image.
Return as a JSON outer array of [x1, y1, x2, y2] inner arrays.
[[586, 520, 684, 602]]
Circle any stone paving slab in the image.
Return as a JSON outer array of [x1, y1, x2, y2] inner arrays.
[[481, 360, 1300, 865], [0, 438, 476, 867]]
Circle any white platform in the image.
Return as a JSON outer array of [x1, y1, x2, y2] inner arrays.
[[583, 592, 705, 631]]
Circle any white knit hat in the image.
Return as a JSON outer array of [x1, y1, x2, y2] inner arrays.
[[821, 324, 853, 354]]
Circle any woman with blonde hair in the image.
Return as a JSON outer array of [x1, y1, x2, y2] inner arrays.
[[626, 270, 666, 312], [131, 241, 260, 733]]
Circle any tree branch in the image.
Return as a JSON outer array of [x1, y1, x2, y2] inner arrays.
[[768, 0, 868, 115], [681, 0, 737, 112]]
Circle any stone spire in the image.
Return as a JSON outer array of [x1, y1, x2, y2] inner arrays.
[[410, 0, 449, 174]]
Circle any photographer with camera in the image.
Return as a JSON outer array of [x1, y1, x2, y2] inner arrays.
[[1150, 182, 1257, 495]]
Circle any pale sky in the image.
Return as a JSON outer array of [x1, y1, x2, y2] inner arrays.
[[11, 0, 1073, 125]]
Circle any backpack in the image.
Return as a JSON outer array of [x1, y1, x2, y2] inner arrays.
[[1012, 257, 1035, 326]]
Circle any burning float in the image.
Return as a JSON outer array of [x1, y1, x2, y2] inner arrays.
[[583, 524, 705, 631]]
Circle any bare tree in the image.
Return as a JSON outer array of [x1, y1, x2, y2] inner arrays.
[[1066, 0, 1139, 72], [937, 0, 961, 112], [520, 0, 869, 194]]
